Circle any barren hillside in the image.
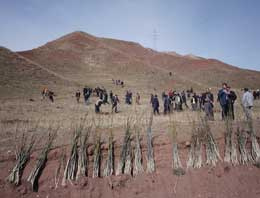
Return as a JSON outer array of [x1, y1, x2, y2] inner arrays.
[[0, 47, 74, 98], [18, 31, 260, 92]]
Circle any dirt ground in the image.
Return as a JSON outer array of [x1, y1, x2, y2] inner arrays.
[[0, 93, 260, 198]]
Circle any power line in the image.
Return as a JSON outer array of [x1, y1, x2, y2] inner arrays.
[[152, 29, 159, 51]]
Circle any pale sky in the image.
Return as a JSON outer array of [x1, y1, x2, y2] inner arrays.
[[0, 0, 260, 71]]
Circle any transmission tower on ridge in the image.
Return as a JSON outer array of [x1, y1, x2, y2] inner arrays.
[[152, 29, 159, 51]]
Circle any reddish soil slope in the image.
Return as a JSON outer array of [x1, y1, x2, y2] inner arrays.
[[0, 47, 73, 98], [18, 31, 260, 90]]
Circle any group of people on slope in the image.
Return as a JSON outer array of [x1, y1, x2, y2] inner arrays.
[[218, 83, 254, 121], [41, 87, 55, 102], [149, 83, 256, 121], [43, 81, 256, 121], [217, 83, 237, 120], [94, 89, 120, 114], [125, 90, 141, 105]]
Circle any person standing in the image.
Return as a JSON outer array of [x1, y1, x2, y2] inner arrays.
[[109, 90, 114, 103], [163, 95, 171, 115], [218, 83, 229, 120], [162, 91, 167, 102], [103, 90, 109, 104], [204, 93, 214, 121], [75, 90, 81, 103], [112, 95, 120, 113], [41, 87, 48, 100], [83, 87, 90, 105], [48, 91, 54, 103], [174, 93, 182, 111], [242, 88, 254, 120], [95, 98, 103, 113], [181, 91, 189, 109], [227, 86, 237, 120], [150, 94, 154, 106], [191, 93, 198, 111], [136, 92, 141, 105], [152, 95, 160, 115]]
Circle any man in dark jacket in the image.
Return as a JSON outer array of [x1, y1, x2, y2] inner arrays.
[[109, 90, 113, 103], [227, 86, 237, 120], [191, 93, 198, 111], [75, 90, 81, 103], [204, 92, 214, 121], [181, 91, 189, 109], [152, 95, 160, 115], [218, 83, 229, 120], [103, 90, 109, 104], [95, 98, 103, 113], [163, 95, 171, 114], [112, 95, 120, 113]]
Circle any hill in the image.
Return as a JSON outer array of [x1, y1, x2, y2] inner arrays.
[[18, 31, 260, 91], [0, 47, 73, 98], [0, 30, 256, 99]]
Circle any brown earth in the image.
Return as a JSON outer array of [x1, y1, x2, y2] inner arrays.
[[1, 134, 260, 198], [17, 31, 260, 93], [1, 31, 260, 198]]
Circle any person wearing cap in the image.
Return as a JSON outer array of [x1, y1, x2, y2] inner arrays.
[[242, 88, 254, 120]]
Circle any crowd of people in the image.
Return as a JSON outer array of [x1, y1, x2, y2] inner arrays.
[[149, 83, 256, 121], [41, 82, 257, 121], [150, 88, 215, 120]]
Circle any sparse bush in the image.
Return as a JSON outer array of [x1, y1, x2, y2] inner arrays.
[[201, 117, 222, 166], [146, 112, 155, 173], [116, 118, 132, 175], [133, 124, 144, 176], [92, 130, 102, 178], [7, 125, 36, 186], [224, 117, 238, 165], [187, 121, 203, 169], [62, 125, 81, 185], [103, 130, 115, 177], [27, 130, 57, 191], [169, 117, 185, 176]]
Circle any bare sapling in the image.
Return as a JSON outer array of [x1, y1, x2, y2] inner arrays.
[[187, 121, 203, 169], [7, 127, 36, 186], [116, 118, 132, 175], [201, 118, 222, 166], [146, 112, 155, 173], [76, 125, 91, 180], [247, 120, 260, 164], [27, 131, 57, 192], [224, 117, 238, 165], [92, 130, 102, 178], [103, 130, 115, 177], [169, 118, 185, 176], [62, 126, 81, 186], [124, 138, 133, 175], [237, 127, 253, 164], [54, 148, 66, 189], [133, 124, 144, 176]]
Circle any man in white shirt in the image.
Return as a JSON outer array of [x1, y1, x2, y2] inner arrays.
[[242, 88, 254, 120]]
